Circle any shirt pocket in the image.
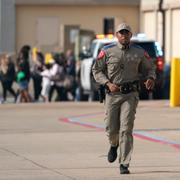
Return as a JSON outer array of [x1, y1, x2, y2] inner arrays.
[[107, 58, 121, 72], [127, 58, 139, 72]]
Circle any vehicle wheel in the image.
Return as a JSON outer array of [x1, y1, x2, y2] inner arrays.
[[79, 86, 88, 101], [153, 86, 163, 99], [89, 90, 99, 101], [139, 90, 149, 100]]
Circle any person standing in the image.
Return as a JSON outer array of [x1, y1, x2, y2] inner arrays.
[[65, 49, 76, 100], [92, 23, 156, 174], [48, 53, 67, 102], [0, 53, 17, 103], [31, 51, 44, 101], [40, 59, 54, 102], [16, 45, 32, 102]]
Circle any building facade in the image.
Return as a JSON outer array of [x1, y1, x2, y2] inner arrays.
[[0, 0, 140, 55], [141, 0, 180, 64]]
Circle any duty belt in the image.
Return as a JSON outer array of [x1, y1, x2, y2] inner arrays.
[[119, 81, 139, 94]]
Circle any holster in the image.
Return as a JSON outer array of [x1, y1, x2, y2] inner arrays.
[[119, 81, 140, 94], [98, 85, 105, 103]]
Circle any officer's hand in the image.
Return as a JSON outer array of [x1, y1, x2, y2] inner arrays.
[[106, 82, 120, 92], [144, 79, 155, 90]]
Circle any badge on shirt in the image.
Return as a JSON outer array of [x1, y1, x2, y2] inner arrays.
[[97, 50, 105, 60], [144, 51, 151, 60]]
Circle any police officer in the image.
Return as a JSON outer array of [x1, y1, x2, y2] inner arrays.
[[92, 23, 156, 174]]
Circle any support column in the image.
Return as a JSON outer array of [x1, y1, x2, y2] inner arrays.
[[0, 0, 15, 53]]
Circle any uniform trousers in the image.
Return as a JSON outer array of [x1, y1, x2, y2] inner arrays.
[[105, 91, 139, 166]]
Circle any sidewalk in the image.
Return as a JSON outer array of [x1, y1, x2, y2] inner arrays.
[[0, 101, 179, 180]]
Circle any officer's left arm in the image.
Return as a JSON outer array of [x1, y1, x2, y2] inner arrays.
[[139, 51, 156, 90]]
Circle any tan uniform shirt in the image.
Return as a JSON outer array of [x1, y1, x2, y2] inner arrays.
[[92, 42, 156, 86]]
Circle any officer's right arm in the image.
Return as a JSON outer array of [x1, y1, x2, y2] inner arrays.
[[139, 50, 156, 80], [92, 50, 109, 85], [139, 50, 156, 90]]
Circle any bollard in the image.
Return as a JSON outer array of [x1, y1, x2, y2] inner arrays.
[[170, 58, 180, 107]]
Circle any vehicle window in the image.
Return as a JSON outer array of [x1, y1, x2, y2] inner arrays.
[[155, 42, 163, 56], [90, 42, 97, 55], [132, 42, 157, 58]]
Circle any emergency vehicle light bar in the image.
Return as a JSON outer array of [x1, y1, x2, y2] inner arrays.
[[96, 34, 114, 39]]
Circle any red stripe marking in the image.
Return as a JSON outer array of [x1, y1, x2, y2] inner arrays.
[[60, 118, 103, 131], [133, 133, 180, 150], [59, 117, 180, 150]]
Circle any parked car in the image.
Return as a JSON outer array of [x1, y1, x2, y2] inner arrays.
[[131, 34, 164, 99], [79, 34, 164, 101]]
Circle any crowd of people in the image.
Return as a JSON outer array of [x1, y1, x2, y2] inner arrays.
[[0, 45, 80, 103]]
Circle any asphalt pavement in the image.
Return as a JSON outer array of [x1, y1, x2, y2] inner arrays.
[[0, 100, 179, 180]]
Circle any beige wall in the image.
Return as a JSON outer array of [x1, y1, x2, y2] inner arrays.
[[141, 0, 180, 63], [143, 11, 157, 40], [165, 9, 172, 64], [165, 2, 180, 63], [140, 0, 163, 50], [16, 5, 139, 53], [164, 0, 180, 8], [140, 0, 161, 42], [171, 9, 180, 58]]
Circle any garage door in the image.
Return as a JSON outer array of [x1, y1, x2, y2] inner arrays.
[[143, 11, 156, 40], [172, 9, 180, 57]]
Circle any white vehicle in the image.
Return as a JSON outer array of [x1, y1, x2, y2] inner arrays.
[[80, 34, 117, 101]]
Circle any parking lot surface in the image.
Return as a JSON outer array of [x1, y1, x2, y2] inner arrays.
[[0, 100, 179, 180]]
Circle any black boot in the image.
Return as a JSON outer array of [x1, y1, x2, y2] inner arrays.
[[120, 164, 130, 174], [107, 145, 118, 163]]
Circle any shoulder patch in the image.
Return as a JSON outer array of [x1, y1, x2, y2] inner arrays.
[[144, 51, 151, 60], [97, 50, 105, 60]]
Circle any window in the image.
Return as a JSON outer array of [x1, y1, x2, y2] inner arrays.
[[103, 18, 114, 34]]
